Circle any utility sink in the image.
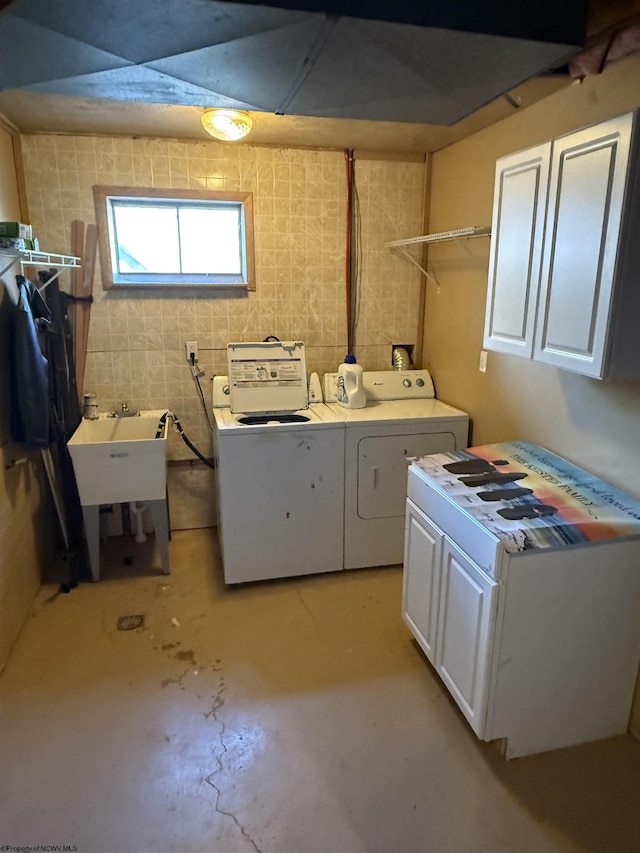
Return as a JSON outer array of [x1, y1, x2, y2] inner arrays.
[[67, 409, 168, 506]]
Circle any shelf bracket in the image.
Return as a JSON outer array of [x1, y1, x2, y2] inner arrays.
[[35, 268, 66, 292], [0, 258, 19, 279], [388, 245, 439, 287]]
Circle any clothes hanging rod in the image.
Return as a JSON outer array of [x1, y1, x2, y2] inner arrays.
[[385, 225, 491, 248]]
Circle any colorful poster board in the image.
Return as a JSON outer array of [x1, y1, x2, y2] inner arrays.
[[411, 441, 640, 552]]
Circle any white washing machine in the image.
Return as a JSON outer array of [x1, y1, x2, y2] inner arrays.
[[324, 369, 469, 569], [212, 341, 345, 584]]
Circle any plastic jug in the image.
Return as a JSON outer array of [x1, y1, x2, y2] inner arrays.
[[336, 355, 366, 409]]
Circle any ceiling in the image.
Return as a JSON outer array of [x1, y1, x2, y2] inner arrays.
[[0, 0, 632, 153], [0, 78, 572, 154]]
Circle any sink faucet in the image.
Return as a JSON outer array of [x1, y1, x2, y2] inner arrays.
[[108, 402, 140, 418]]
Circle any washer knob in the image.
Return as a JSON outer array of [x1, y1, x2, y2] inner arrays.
[[416, 378, 425, 387], [403, 378, 412, 387], [223, 385, 230, 395]]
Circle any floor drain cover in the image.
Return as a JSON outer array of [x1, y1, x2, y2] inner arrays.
[[117, 614, 145, 631]]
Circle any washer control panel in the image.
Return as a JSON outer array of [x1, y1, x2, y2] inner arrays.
[[214, 373, 322, 407]]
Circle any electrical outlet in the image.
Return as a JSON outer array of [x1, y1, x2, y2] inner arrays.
[[479, 350, 488, 373], [185, 340, 198, 363]]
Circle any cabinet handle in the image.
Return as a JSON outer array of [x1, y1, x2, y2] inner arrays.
[[370, 466, 378, 488]]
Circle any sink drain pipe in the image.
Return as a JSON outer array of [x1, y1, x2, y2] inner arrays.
[[129, 501, 149, 542]]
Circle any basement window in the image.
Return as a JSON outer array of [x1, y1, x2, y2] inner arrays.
[[94, 186, 255, 290]]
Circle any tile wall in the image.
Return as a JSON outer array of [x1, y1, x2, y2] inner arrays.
[[21, 134, 425, 527]]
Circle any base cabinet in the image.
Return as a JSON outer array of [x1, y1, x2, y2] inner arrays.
[[402, 501, 497, 737], [403, 459, 640, 758], [436, 539, 497, 736], [402, 504, 442, 663]]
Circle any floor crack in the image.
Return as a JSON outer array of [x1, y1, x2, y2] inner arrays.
[[295, 587, 316, 623], [204, 682, 261, 853]]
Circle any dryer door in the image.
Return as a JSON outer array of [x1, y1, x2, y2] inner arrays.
[[357, 432, 457, 519]]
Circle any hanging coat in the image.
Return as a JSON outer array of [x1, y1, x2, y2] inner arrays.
[[9, 276, 50, 447]]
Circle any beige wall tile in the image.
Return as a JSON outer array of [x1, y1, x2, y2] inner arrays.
[[23, 132, 424, 525]]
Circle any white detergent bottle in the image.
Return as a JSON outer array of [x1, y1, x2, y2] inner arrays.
[[336, 354, 366, 409]]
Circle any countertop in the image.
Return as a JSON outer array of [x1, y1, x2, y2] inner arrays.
[[410, 440, 640, 553]]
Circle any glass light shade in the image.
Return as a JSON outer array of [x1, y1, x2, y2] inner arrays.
[[200, 109, 253, 141]]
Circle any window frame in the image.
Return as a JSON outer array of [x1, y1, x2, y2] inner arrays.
[[93, 186, 256, 291]]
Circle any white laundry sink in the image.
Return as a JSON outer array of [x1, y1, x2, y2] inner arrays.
[[67, 410, 168, 506]]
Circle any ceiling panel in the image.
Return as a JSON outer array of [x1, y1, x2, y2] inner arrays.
[[0, 15, 130, 88], [285, 20, 575, 123], [11, 0, 314, 64], [24, 66, 255, 110], [0, 0, 588, 126], [146, 18, 327, 110]]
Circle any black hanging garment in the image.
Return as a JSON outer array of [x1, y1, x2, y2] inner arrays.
[[9, 276, 51, 447], [40, 271, 81, 439], [40, 270, 84, 587], [9, 273, 85, 589]]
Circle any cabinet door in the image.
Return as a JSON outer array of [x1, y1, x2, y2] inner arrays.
[[435, 538, 497, 737], [484, 142, 550, 358], [534, 113, 634, 377], [402, 501, 442, 664]]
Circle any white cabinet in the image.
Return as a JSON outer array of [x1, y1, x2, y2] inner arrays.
[[436, 538, 497, 737], [402, 500, 497, 736], [402, 444, 640, 758], [484, 142, 550, 358], [402, 502, 442, 664], [484, 111, 640, 380]]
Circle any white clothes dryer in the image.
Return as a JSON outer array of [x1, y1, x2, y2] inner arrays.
[[213, 341, 344, 584], [324, 369, 469, 569]]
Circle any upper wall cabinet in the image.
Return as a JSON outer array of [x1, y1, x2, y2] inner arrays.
[[484, 142, 550, 360], [484, 111, 640, 380]]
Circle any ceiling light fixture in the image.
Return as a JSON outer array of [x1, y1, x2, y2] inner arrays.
[[201, 108, 253, 141]]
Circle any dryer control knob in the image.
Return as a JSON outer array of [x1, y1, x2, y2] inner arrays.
[[224, 385, 230, 395], [403, 378, 412, 387], [416, 378, 425, 387]]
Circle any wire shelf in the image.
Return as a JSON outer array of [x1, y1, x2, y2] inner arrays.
[[0, 248, 82, 289], [384, 225, 491, 249], [21, 250, 82, 269], [384, 225, 491, 285]]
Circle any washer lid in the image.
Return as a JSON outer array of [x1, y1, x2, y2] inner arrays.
[[227, 341, 308, 413]]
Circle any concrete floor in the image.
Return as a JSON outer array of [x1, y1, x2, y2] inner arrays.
[[2, 528, 640, 853]]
